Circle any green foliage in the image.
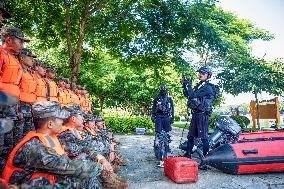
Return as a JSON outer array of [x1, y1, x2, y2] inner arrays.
[[231, 115, 251, 129], [4, 0, 279, 113], [105, 116, 154, 134], [218, 56, 284, 96], [172, 122, 188, 129], [174, 115, 180, 122], [209, 114, 221, 129]]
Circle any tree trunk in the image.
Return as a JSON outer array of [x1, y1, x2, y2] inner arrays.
[[99, 96, 105, 113], [64, 0, 91, 89], [254, 91, 261, 129]]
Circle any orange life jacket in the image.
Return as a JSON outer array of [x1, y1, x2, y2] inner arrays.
[[68, 90, 80, 105], [35, 76, 47, 102], [79, 95, 85, 109], [0, 47, 23, 97], [65, 89, 72, 104], [81, 97, 92, 113], [19, 69, 37, 104], [60, 126, 83, 140], [2, 131, 65, 184], [58, 88, 67, 106], [45, 78, 59, 102]]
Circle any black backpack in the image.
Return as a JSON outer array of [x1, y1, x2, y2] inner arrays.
[[188, 83, 219, 113], [156, 96, 172, 115]]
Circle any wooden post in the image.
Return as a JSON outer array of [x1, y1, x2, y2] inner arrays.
[[275, 97, 281, 128], [250, 101, 257, 128]]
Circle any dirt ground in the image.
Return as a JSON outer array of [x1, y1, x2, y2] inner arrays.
[[116, 127, 284, 189]]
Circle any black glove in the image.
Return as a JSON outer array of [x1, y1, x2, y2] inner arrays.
[[180, 78, 192, 86]]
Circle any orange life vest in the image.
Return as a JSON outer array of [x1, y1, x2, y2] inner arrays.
[[60, 126, 83, 140], [19, 69, 37, 104], [0, 47, 23, 97], [2, 131, 65, 184], [35, 76, 47, 102], [68, 90, 80, 105], [65, 89, 72, 104], [58, 88, 67, 106], [45, 79, 59, 102], [81, 97, 92, 113]]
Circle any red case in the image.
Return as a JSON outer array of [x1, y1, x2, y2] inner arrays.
[[164, 157, 198, 184]]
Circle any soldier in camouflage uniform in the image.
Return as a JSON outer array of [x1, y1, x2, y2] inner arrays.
[[83, 113, 111, 156], [18, 48, 37, 137], [95, 119, 127, 167], [59, 104, 128, 189], [1, 101, 109, 189]]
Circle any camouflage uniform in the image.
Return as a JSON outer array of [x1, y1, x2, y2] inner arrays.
[[0, 91, 18, 174], [10, 138, 102, 189], [19, 102, 34, 137], [58, 130, 101, 159], [3, 101, 103, 189], [0, 104, 24, 173], [83, 128, 111, 155]]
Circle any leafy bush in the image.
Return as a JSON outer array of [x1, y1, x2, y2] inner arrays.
[[231, 115, 250, 129], [209, 114, 221, 129], [92, 108, 101, 116], [104, 116, 154, 134], [174, 115, 180, 121]]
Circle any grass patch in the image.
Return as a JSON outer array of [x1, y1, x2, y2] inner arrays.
[[172, 122, 214, 134], [172, 122, 188, 129]]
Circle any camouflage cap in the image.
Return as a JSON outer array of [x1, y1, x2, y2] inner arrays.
[[83, 113, 96, 122], [62, 104, 85, 117], [57, 76, 65, 82], [0, 1, 11, 19], [32, 101, 70, 119], [46, 66, 56, 73], [64, 78, 70, 84], [1, 27, 30, 42], [20, 48, 36, 58], [34, 60, 47, 68]]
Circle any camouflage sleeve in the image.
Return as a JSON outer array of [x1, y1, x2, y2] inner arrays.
[[58, 131, 100, 159], [14, 138, 103, 178]]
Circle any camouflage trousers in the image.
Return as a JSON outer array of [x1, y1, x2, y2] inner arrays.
[[18, 176, 102, 189], [19, 102, 34, 137], [0, 104, 24, 173], [22, 117, 34, 137]]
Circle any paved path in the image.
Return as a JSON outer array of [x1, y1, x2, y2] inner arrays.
[[116, 127, 284, 189]]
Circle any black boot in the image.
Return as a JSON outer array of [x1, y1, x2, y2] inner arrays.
[[198, 162, 209, 170], [183, 152, 192, 158]]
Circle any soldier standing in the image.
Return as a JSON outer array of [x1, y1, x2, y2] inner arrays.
[[181, 66, 216, 170], [0, 27, 30, 172], [45, 66, 59, 102], [57, 77, 68, 106], [151, 84, 174, 167], [34, 60, 47, 102], [18, 48, 37, 137]]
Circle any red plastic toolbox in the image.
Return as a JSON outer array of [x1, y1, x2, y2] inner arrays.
[[164, 157, 198, 184]]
